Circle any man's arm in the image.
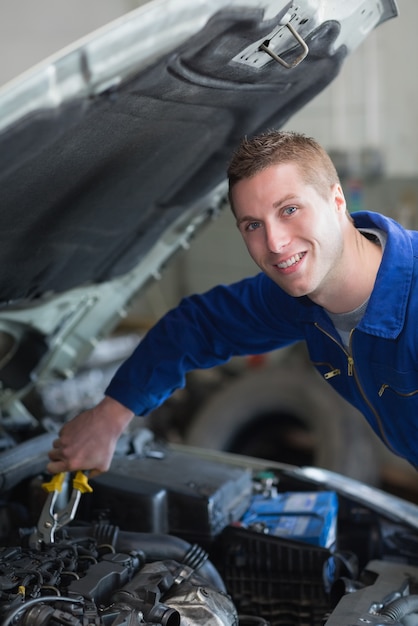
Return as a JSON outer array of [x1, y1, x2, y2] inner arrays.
[[105, 276, 303, 415], [47, 275, 302, 475]]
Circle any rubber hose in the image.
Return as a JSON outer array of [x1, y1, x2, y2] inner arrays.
[[68, 526, 226, 592], [115, 530, 227, 592], [380, 595, 418, 621], [0, 432, 54, 490]]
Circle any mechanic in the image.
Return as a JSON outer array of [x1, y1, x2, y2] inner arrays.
[[47, 129, 418, 477]]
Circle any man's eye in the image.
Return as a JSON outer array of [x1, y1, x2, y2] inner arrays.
[[284, 206, 297, 216], [246, 222, 261, 231]]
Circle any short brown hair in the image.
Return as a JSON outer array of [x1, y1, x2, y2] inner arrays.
[[228, 130, 340, 203]]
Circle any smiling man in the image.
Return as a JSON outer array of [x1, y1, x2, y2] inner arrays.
[[229, 133, 383, 312], [48, 130, 418, 477]]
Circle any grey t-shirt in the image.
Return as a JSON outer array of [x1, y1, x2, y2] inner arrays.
[[325, 228, 386, 348]]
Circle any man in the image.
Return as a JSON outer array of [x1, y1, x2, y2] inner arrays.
[[47, 130, 418, 477]]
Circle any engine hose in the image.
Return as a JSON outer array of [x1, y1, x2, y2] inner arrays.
[[68, 526, 227, 592], [380, 595, 418, 620], [0, 432, 55, 490], [182, 542, 208, 571], [2, 594, 83, 626], [115, 531, 226, 591]]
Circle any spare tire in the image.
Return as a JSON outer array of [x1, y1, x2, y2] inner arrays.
[[185, 363, 380, 485]]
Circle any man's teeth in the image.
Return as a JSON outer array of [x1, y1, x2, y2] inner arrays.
[[277, 252, 305, 269]]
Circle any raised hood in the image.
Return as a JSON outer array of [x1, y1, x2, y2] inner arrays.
[[0, 0, 397, 417]]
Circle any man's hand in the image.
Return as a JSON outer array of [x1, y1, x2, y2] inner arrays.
[[47, 396, 135, 477]]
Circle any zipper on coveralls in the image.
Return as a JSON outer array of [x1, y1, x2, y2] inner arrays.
[[313, 323, 354, 378], [314, 323, 396, 454]]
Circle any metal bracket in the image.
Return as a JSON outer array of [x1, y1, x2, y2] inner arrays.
[[259, 21, 309, 69], [232, 6, 310, 70]]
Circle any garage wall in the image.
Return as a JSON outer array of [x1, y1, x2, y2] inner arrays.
[[287, 1, 417, 179], [0, 1, 145, 87]]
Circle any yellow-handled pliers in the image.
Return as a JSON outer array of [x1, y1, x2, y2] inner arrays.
[[29, 471, 92, 549]]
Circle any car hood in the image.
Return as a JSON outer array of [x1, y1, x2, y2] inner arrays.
[[0, 0, 397, 414]]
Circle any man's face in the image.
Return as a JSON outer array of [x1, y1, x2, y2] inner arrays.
[[231, 162, 348, 304]]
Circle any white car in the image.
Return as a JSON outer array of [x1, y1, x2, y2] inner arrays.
[[2, 2, 417, 626]]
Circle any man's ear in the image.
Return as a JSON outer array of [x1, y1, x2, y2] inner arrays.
[[333, 183, 346, 214]]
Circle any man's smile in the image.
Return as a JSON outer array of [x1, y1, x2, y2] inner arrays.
[[274, 251, 307, 270]]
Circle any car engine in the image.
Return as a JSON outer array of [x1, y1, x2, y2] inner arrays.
[[1, 423, 418, 626], [0, 538, 237, 626]]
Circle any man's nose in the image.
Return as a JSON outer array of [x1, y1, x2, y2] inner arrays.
[[265, 223, 289, 253]]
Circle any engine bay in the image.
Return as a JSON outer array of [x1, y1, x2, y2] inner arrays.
[[1, 423, 418, 626]]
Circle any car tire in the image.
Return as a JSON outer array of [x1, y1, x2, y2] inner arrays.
[[185, 364, 381, 485]]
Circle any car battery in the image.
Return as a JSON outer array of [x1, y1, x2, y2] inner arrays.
[[240, 490, 338, 548]]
